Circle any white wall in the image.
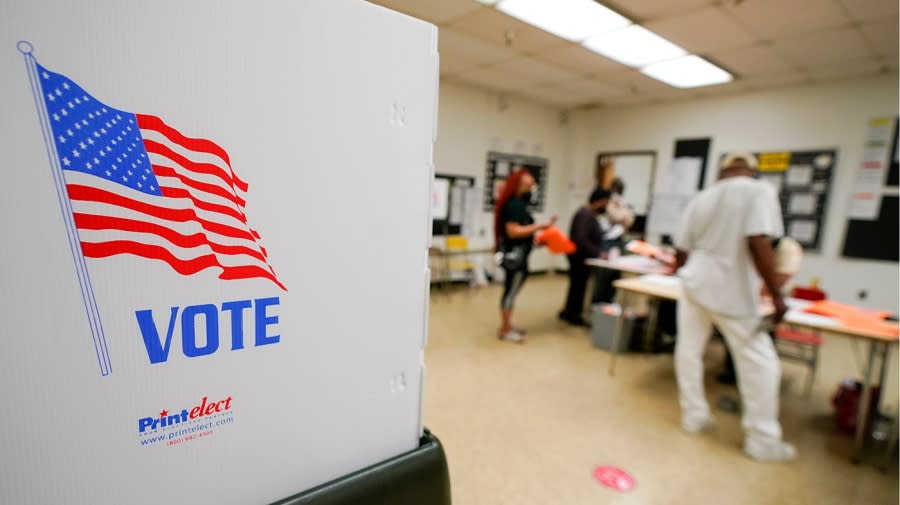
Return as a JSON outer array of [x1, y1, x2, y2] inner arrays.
[[435, 80, 572, 270], [569, 75, 900, 311]]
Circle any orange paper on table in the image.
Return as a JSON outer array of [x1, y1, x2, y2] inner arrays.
[[804, 300, 891, 321], [625, 240, 675, 265], [535, 227, 576, 254], [839, 313, 900, 338], [804, 300, 899, 338]]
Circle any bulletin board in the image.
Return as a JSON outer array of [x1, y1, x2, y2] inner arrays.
[[842, 118, 899, 261], [483, 151, 548, 212], [751, 149, 837, 251], [433, 174, 475, 236]]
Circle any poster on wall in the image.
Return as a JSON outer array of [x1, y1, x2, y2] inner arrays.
[[0, 1, 436, 504], [483, 151, 548, 212], [752, 149, 836, 251], [647, 156, 702, 236], [848, 117, 896, 219], [433, 173, 476, 236]]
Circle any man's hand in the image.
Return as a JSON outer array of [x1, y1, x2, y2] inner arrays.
[[771, 295, 788, 325]]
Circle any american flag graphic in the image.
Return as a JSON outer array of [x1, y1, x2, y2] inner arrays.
[[34, 62, 286, 291]]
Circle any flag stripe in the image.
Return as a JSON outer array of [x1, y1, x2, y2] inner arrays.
[[66, 172, 263, 252], [73, 213, 268, 263], [67, 184, 255, 241], [80, 240, 285, 290], [136, 113, 249, 192], [143, 139, 242, 195], [159, 186, 247, 224], [72, 199, 261, 252], [153, 164, 247, 208], [141, 130, 243, 197]]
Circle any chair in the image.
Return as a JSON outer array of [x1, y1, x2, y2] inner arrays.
[[774, 326, 823, 397], [444, 236, 474, 282]]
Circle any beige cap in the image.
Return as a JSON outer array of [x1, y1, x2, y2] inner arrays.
[[720, 152, 759, 171]]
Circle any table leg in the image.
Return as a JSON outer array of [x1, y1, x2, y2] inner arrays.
[[853, 341, 879, 463], [643, 297, 660, 353], [880, 405, 899, 471], [875, 343, 890, 415], [608, 290, 628, 377]]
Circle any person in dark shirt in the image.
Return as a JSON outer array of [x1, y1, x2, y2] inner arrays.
[[494, 168, 556, 343], [559, 188, 610, 326]]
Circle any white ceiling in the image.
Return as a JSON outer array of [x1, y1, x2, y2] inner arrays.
[[368, 0, 898, 108]]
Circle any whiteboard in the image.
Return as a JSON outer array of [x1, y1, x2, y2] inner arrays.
[[612, 153, 655, 215]]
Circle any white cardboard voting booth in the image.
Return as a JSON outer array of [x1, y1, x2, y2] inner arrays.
[[0, 1, 437, 503]]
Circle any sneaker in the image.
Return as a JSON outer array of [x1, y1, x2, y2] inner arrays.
[[682, 416, 715, 434], [744, 438, 797, 462], [498, 329, 526, 344]]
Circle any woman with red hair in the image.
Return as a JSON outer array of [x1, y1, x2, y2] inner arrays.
[[495, 168, 556, 343]]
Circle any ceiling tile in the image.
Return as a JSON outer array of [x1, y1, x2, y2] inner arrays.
[[773, 26, 874, 67], [455, 66, 533, 92], [722, 0, 849, 41], [645, 6, 758, 53], [603, 0, 714, 22], [741, 70, 812, 89], [691, 80, 754, 98], [836, 0, 899, 23], [600, 69, 688, 97], [439, 28, 518, 67], [554, 78, 629, 99], [860, 20, 900, 58], [368, 0, 484, 25], [491, 57, 581, 84], [709, 45, 795, 77], [515, 85, 586, 107], [602, 94, 655, 107], [439, 51, 482, 76], [531, 44, 631, 77], [447, 7, 568, 54], [807, 58, 884, 80]]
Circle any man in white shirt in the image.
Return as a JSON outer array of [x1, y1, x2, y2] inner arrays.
[[673, 153, 794, 462]]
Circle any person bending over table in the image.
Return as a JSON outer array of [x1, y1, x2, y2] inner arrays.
[[495, 168, 557, 343], [673, 153, 794, 462], [559, 188, 610, 326]]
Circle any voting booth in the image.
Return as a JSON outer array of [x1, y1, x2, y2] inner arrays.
[[0, 1, 447, 503]]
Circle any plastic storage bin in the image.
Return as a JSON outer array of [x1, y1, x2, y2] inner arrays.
[[591, 303, 637, 352]]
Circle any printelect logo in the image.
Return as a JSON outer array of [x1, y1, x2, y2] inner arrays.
[[138, 395, 234, 447]]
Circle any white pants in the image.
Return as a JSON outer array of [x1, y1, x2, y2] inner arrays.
[[675, 295, 783, 442]]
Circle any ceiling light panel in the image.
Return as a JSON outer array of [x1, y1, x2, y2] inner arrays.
[[497, 0, 631, 42], [582, 25, 687, 67], [641, 55, 733, 88]]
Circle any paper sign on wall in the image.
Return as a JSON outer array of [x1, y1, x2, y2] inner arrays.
[[849, 118, 894, 219]]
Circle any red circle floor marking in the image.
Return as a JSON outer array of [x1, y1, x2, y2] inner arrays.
[[593, 466, 635, 492]]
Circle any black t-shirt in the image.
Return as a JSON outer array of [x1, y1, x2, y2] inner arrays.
[[500, 196, 535, 253]]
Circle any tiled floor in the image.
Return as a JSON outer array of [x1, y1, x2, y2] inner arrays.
[[424, 274, 898, 505]]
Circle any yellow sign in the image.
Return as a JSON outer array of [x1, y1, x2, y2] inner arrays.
[[758, 152, 791, 172]]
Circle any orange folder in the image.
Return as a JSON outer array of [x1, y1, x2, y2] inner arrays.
[[535, 227, 576, 254]]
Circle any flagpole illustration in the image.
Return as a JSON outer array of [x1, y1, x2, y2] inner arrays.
[[18, 41, 112, 376]]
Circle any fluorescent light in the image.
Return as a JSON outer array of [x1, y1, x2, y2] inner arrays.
[[582, 25, 686, 67], [641, 55, 733, 88], [497, 0, 631, 42]]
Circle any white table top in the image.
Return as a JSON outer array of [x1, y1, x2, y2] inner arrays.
[[585, 255, 671, 276], [612, 275, 899, 343]]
